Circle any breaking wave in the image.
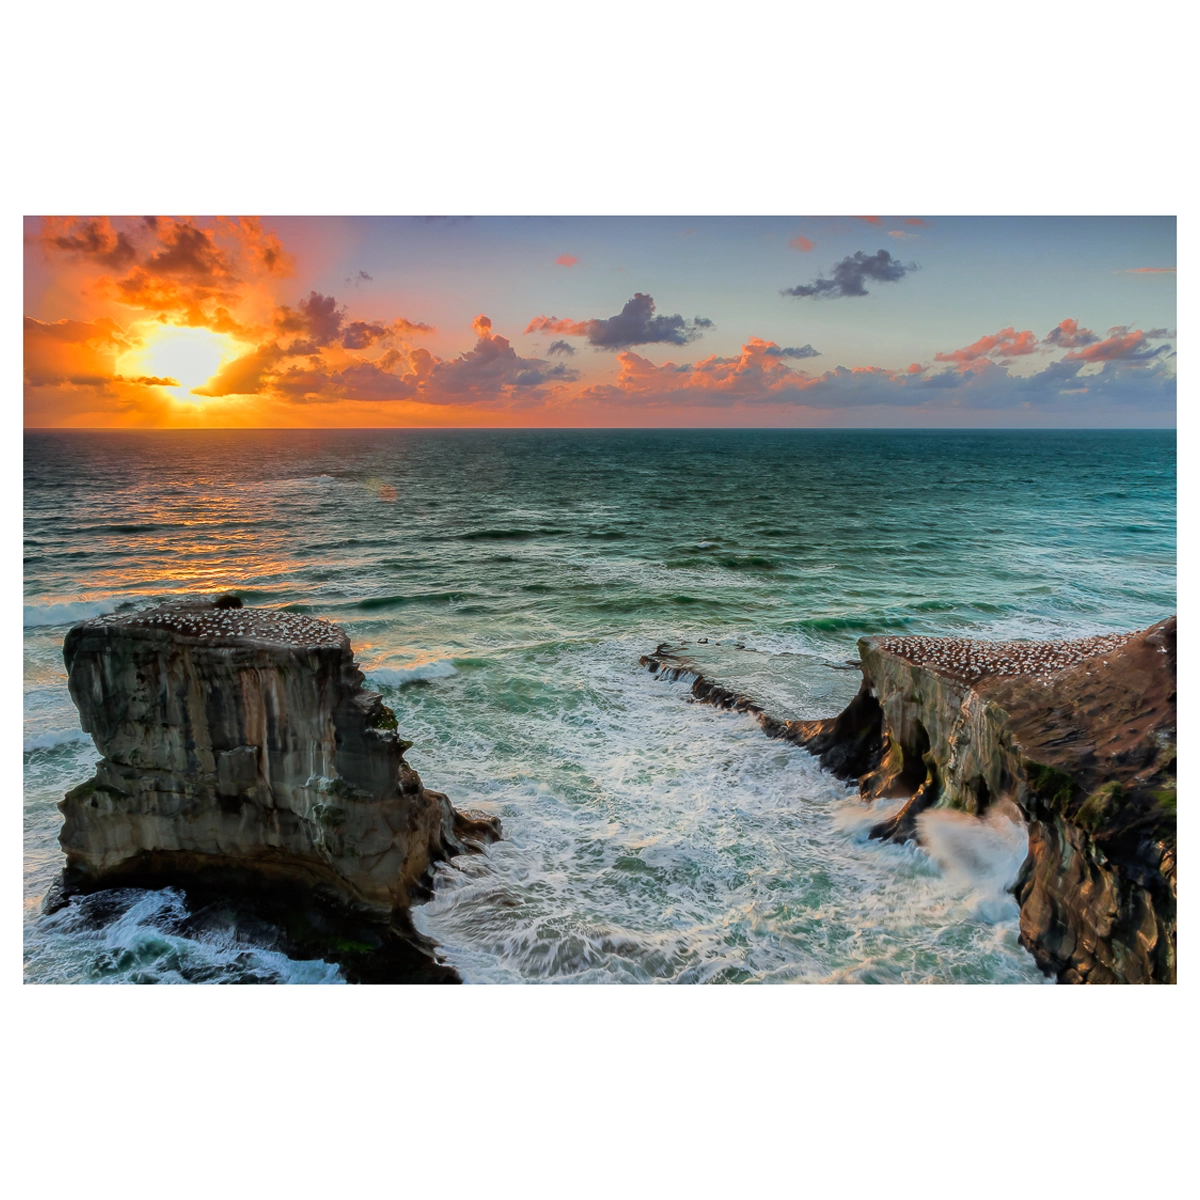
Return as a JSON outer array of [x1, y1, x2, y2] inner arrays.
[[24, 727, 92, 753], [24, 598, 125, 627], [368, 659, 459, 686], [28, 888, 344, 985]]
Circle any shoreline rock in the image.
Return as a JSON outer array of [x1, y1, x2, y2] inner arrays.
[[641, 617, 1176, 984], [53, 595, 500, 983]]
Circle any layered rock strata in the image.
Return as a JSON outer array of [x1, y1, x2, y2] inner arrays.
[[641, 617, 1176, 985], [55, 596, 500, 983]]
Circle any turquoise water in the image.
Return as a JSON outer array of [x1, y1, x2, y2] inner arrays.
[[23, 429, 1176, 983]]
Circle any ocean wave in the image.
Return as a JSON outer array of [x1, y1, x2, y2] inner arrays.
[[32, 888, 344, 985], [23, 598, 125, 627], [368, 659, 459, 686], [795, 614, 914, 633], [353, 590, 481, 611], [457, 527, 566, 541], [24, 728, 92, 753], [78, 523, 179, 535]]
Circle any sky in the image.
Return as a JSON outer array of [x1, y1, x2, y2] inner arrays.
[[23, 215, 1176, 428]]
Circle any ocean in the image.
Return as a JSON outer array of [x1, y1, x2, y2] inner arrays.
[[22, 428, 1176, 984]]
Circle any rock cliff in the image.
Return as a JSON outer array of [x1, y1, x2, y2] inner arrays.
[[55, 595, 500, 982], [642, 617, 1176, 984]]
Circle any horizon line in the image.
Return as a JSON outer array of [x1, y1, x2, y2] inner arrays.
[[22, 424, 1178, 434]]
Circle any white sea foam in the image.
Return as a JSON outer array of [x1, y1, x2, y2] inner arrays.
[[368, 659, 459, 686], [30, 888, 344, 985], [917, 803, 1031, 922], [24, 727, 92, 753], [407, 640, 1048, 985]]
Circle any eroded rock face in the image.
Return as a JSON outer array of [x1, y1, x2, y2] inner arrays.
[[843, 620, 1176, 982], [642, 618, 1177, 984], [57, 596, 500, 981]]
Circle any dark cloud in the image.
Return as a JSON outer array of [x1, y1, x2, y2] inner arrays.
[[432, 323, 579, 395], [272, 317, 579, 406], [528, 293, 713, 348], [513, 365, 577, 387], [115, 374, 178, 387], [587, 293, 712, 347], [342, 320, 389, 350], [764, 344, 821, 359], [358, 270, 373, 281], [1146, 328, 1175, 339], [275, 291, 344, 345], [142, 223, 231, 281], [41, 219, 137, 268], [272, 360, 418, 405], [547, 340, 576, 356], [783, 249, 915, 299]]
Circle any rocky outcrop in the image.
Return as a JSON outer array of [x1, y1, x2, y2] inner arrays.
[[54, 595, 500, 982], [642, 617, 1177, 984]]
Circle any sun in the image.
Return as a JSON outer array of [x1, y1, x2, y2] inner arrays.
[[135, 326, 235, 398]]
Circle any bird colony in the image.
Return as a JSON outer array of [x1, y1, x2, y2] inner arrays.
[[875, 631, 1132, 685], [88, 605, 348, 650]]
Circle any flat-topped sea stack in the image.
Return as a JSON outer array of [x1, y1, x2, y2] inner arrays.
[[643, 617, 1176, 984], [55, 595, 500, 982]]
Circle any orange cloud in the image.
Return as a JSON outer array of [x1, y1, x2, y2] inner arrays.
[[25, 218, 455, 424], [555, 254, 578, 267], [788, 235, 815, 252], [1062, 328, 1152, 362], [1121, 267, 1175, 274], [191, 343, 286, 398], [393, 318, 435, 338], [525, 314, 590, 336], [193, 312, 579, 410], [32, 216, 293, 335], [576, 338, 936, 411], [904, 218, 926, 226], [23, 316, 137, 388], [853, 216, 882, 225], [579, 338, 820, 407], [934, 326, 1039, 371]]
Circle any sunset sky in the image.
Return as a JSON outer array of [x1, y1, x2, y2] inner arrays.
[[23, 215, 1176, 428]]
